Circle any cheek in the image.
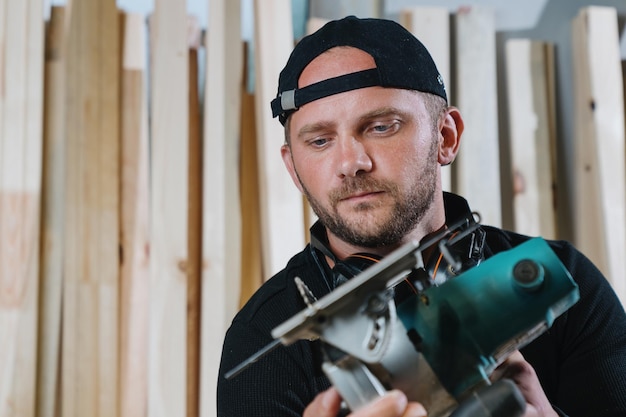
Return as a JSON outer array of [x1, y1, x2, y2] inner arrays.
[[380, 140, 422, 176], [291, 153, 330, 191]]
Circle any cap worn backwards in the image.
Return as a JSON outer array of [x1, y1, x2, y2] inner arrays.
[[270, 15, 447, 125]]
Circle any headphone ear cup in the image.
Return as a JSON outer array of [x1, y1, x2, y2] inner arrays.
[[331, 253, 381, 288]]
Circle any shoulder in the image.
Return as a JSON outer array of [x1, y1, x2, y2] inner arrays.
[[232, 246, 320, 333]]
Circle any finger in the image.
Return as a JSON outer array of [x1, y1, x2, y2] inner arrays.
[[303, 388, 342, 417], [352, 390, 408, 417], [491, 350, 526, 382], [402, 401, 428, 417]]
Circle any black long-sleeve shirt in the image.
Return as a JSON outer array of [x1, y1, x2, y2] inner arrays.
[[218, 194, 626, 416]]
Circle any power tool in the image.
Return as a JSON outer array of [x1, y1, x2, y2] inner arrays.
[[227, 217, 580, 416]]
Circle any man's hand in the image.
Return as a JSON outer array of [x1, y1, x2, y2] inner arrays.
[[491, 350, 558, 417], [303, 388, 427, 417]]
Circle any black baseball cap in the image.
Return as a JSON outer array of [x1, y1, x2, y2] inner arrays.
[[271, 15, 447, 125]]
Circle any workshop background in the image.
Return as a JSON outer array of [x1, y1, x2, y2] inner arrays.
[[1, 0, 625, 416]]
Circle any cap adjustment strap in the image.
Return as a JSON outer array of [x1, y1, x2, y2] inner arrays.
[[271, 68, 381, 121]]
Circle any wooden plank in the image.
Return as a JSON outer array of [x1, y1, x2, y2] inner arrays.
[[148, 0, 188, 416], [186, 19, 202, 417], [37, 6, 66, 417], [253, 0, 305, 279], [238, 66, 263, 306], [571, 6, 626, 306], [452, 6, 502, 227], [0, 1, 44, 416], [119, 12, 149, 417], [201, 0, 243, 415], [505, 39, 557, 239], [62, 0, 121, 415], [399, 7, 452, 192]]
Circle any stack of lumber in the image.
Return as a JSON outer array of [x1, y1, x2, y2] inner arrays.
[[0, 4, 624, 417]]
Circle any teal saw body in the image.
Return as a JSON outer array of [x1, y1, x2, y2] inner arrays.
[[397, 237, 580, 399]]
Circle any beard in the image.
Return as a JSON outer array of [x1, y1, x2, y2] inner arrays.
[[300, 139, 439, 248]]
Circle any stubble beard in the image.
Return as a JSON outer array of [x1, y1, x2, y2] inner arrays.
[[300, 140, 439, 248]]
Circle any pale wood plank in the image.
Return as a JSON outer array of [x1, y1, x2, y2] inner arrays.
[[37, 6, 66, 417], [399, 7, 452, 192], [505, 39, 557, 239], [571, 6, 626, 306], [148, 1, 189, 416], [253, 0, 305, 279], [0, 1, 44, 416], [119, 12, 149, 417], [62, 0, 121, 416], [201, 0, 243, 416], [452, 6, 502, 226]]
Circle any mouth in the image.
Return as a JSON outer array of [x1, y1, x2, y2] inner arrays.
[[340, 190, 384, 203]]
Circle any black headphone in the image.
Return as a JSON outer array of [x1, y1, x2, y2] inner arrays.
[[309, 216, 486, 296]]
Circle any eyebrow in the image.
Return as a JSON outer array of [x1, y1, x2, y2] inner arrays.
[[357, 106, 411, 123], [296, 121, 336, 140]]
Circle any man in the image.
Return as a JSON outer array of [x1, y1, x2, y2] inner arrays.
[[217, 16, 626, 417]]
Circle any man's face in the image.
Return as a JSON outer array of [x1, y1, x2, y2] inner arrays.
[[281, 47, 443, 249]]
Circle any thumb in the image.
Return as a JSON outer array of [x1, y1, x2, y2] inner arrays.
[[303, 388, 342, 417]]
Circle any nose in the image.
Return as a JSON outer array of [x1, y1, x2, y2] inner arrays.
[[336, 137, 373, 178]]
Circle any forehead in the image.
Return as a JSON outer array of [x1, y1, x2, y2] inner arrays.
[[289, 86, 427, 136], [298, 46, 377, 88]]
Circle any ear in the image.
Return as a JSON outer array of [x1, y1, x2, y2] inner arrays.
[[438, 106, 464, 166], [281, 144, 304, 194]]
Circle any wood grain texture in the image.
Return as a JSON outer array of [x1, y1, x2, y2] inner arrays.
[[37, 6, 66, 417], [505, 39, 557, 239], [238, 48, 263, 308], [253, 0, 305, 279], [119, 12, 149, 417], [201, 0, 243, 416], [571, 6, 626, 306], [452, 6, 502, 227], [148, 1, 188, 416], [187, 27, 202, 417], [0, 1, 44, 416], [62, 0, 121, 415]]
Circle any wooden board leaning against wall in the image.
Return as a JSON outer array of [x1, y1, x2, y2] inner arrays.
[[253, 0, 305, 280], [119, 11, 150, 417], [62, 0, 120, 415], [201, 0, 243, 415], [149, 0, 189, 416], [505, 39, 558, 240], [452, 6, 502, 227], [571, 6, 626, 306], [38, 6, 65, 417], [0, 1, 44, 417]]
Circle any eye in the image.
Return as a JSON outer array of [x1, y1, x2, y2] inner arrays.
[[307, 136, 331, 148], [368, 120, 401, 136]]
